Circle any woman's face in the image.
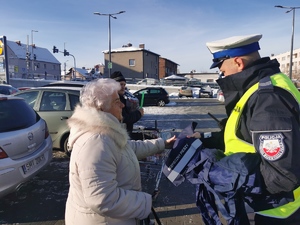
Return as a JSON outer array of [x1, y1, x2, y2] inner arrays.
[[106, 91, 124, 121]]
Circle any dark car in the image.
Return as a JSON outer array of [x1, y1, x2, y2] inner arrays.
[[133, 87, 170, 107], [199, 85, 213, 98]]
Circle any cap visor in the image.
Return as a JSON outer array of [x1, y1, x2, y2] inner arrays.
[[210, 61, 222, 69]]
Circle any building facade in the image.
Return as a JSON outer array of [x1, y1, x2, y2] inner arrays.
[[271, 48, 300, 80], [3, 39, 61, 80], [159, 57, 178, 79], [102, 43, 159, 82]]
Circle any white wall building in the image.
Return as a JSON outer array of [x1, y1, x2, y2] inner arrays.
[[4, 39, 61, 80], [270, 48, 300, 80]]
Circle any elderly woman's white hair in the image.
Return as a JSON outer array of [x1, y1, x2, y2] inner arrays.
[[80, 78, 120, 111]]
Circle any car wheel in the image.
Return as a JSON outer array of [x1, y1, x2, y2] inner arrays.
[[157, 100, 166, 107], [62, 134, 71, 157]]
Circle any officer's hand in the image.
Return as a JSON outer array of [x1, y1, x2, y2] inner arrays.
[[164, 135, 176, 149], [139, 107, 144, 116]]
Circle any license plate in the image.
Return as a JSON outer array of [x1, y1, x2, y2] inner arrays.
[[22, 155, 45, 174]]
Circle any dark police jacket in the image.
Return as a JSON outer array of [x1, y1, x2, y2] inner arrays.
[[201, 57, 300, 194], [120, 94, 142, 135]]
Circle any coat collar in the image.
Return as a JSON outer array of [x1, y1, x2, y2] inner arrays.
[[67, 105, 129, 149]]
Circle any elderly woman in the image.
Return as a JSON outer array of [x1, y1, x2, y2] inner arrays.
[[65, 78, 176, 225]]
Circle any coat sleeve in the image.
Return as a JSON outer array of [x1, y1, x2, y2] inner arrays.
[[77, 135, 152, 220], [249, 88, 300, 194], [129, 138, 165, 160]]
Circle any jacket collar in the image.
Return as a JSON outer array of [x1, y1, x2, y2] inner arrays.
[[217, 57, 281, 115]]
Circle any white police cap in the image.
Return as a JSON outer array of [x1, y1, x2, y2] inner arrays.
[[206, 34, 262, 69]]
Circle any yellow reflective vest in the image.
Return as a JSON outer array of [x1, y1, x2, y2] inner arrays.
[[224, 73, 300, 218]]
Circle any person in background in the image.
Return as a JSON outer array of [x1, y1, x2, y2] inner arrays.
[[110, 71, 144, 139], [65, 78, 176, 225], [192, 34, 300, 224]]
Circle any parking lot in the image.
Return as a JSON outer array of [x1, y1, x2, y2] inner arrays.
[[0, 98, 238, 225]]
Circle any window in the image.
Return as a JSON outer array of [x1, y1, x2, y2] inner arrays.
[[69, 94, 80, 111], [44, 64, 47, 69], [15, 91, 39, 108], [150, 89, 160, 94], [53, 64, 56, 70], [40, 91, 67, 111], [129, 59, 135, 66]]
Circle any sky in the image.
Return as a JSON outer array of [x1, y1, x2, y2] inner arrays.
[[2, 0, 300, 74]]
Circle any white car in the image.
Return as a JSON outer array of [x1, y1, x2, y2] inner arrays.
[[0, 95, 53, 198]]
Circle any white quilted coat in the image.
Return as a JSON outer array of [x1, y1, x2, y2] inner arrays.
[[65, 105, 165, 225]]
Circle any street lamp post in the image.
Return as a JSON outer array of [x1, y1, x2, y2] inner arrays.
[[275, 5, 300, 80], [31, 30, 38, 78], [93, 11, 125, 77]]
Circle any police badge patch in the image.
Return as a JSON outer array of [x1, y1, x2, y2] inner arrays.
[[259, 133, 285, 161]]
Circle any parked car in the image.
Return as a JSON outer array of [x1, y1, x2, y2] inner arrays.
[[0, 84, 20, 95], [0, 95, 52, 198], [133, 87, 170, 107], [13, 84, 82, 154], [178, 86, 193, 98], [199, 85, 213, 98]]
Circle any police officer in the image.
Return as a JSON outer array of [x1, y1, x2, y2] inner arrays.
[[193, 34, 300, 224]]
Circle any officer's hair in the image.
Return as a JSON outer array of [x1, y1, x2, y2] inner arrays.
[[240, 51, 261, 67]]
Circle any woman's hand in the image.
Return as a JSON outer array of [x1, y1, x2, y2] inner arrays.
[[189, 132, 201, 139], [164, 135, 176, 149]]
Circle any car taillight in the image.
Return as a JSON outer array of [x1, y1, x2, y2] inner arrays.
[[0, 147, 8, 159], [0, 97, 8, 101], [45, 122, 50, 139]]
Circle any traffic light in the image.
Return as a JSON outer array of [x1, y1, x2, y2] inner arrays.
[[26, 52, 30, 60], [33, 54, 36, 60], [63, 49, 69, 56], [53, 46, 58, 53]]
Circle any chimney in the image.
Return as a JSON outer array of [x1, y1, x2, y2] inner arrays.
[[139, 44, 145, 49], [15, 40, 21, 46]]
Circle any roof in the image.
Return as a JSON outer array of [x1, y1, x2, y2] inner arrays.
[[164, 75, 187, 80], [70, 67, 89, 75], [6, 40, 60, 64], [103, 46, 160, 56]]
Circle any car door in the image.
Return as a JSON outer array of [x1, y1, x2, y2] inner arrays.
[[148, 88, 160, 105], [134, 89, 149, 106], [37, 91, 73, 145]]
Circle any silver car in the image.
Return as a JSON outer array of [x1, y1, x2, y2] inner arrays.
[[0, 95, 52, 198], [14, 85, 81, 155]]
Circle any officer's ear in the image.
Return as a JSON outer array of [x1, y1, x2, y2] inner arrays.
[[233, 57, 245, 72]]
